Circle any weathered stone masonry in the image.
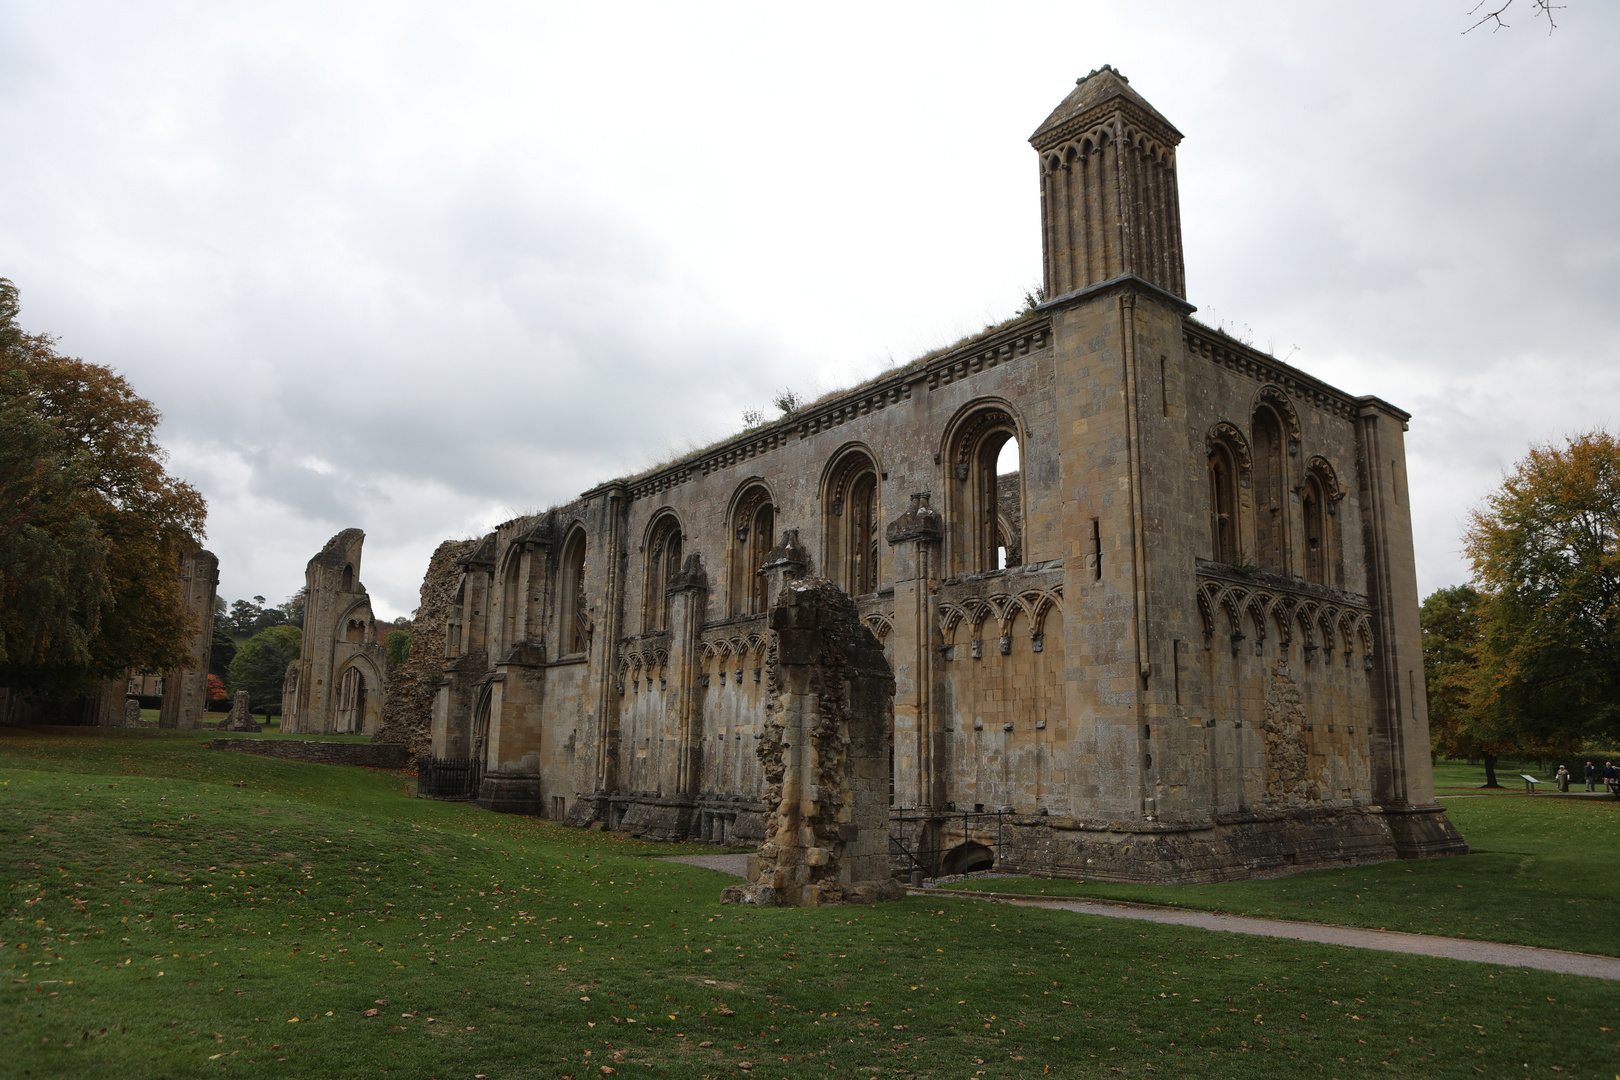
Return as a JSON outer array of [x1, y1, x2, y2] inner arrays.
[[420, 67, 1465, 882], [282, 529, 389, 735]]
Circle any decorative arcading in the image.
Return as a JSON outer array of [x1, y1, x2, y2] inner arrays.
[[1185, 326, 1359, 420], [936, 585, 1063, 640], [1194, 568, 1372, 665]]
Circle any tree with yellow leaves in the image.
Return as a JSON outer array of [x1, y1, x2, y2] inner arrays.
[[1465, 431, 1620, 749]]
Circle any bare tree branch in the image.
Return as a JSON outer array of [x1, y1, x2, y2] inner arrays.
[[1466, 0, 1563, 35]]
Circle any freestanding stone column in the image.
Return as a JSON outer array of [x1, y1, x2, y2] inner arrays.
[[722, 578, 901, 907], [219, 691, 261, 732], [123, 697, 143, 727]]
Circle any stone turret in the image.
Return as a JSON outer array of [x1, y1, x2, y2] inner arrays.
[[1030, 65, 1186, 301]]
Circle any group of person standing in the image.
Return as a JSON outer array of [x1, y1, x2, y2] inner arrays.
[[1552, 761, 1620, 794]]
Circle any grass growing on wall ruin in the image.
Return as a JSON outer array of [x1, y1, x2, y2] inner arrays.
[[938, 764, 1620, 959], [4, 728, 1619, 1079]]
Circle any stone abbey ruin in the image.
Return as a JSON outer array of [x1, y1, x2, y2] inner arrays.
[[390, 68, 1465, 882]]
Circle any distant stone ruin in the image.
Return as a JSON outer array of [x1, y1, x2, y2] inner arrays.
[[723, 578, 901, 906], [281, 530, 388, 735], [218, 691, 261, 732]]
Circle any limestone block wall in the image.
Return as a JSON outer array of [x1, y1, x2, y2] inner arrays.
[[282, 529, 389, 736], [158, 546, 219, 730], [416, 69, 1464, 880]]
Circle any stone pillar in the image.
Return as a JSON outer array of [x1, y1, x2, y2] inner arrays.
[[665, 552, 710, 799], [123, 697, 143, 727], [1355, 397, 1467, 857], [884, 493, 942, 814], [722, 578, 901, 907]]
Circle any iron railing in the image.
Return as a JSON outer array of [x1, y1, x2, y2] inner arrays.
[[888, 806, 1009, 881], [417, 756, 484, 801]]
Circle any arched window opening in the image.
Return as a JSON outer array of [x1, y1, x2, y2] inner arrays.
[[447, 581, 465, 657], [558, 528, 589, 655], [643, 514, 683, 633], [1252, 407, 1287, 572], [729, 486, 776, 617], [994, 437, 1022, 570], [946, 408, 1021, 576], [1209, 443, 1238, 562], [1302, 477, 1325, 584], [336, 666, 366, 734], [500, 551, 523, 652], [823, 450, 880, 596], [341, 564, 355, 592]]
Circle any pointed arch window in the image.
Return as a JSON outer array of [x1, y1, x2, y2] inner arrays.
[[1251, 406, 1288, 572], [1302, 457, 1343, 587], [499, 549, 524, 654], [823, 449, 880, 595], [643, 514, 683, 633], [1209, 443, 1239, 562], [729, 486, 775, 616], [558, 527, 589, 654], [945, 408, 1022, 576]]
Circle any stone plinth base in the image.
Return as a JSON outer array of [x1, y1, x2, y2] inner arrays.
[[1384, 805, 1470, 860], [993, 803, 1466, 885], [475, 774, 546, 816]]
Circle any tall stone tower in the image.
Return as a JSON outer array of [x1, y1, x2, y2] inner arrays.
[[1030, 65, 1186, 301]]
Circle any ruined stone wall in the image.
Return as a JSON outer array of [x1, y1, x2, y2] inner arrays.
[[372, 539, 474, 759], [415, 69, 1463, 880], [158, 546, 219, 730], [282, 529, 389, 736], [723, 578, 900, 906]]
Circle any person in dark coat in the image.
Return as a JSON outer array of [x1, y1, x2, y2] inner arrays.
[[1586, 761, 1597, 792]]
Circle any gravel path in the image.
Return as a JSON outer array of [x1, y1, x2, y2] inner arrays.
[[653, 855, 1620, 980], [657, 853, 750, 876], [926, 889, 1620, 981]]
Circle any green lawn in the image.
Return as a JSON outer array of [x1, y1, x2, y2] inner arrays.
[[937, 770, 1620, 958], [5, 727, 1619, 1079]]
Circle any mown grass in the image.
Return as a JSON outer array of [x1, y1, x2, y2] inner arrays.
[[937, 773, 1620, 958], [4, 727, 1619, 1080]]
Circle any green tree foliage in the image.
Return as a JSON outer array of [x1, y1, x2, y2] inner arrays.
[[1465, 431, 1620, 749], [209, 625, 237, 677], [279, 587, 307, 629], [385, 628, 411, 669], [226, 595, 292, 636], [1422, 585, 1513, 786], [226, 625, 301, 712], [0, 279, 207, 696]]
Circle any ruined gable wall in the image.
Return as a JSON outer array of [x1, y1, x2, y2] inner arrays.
[[284, 529, 388, 735]]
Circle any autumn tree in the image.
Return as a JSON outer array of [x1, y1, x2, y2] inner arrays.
[[0, 279, 207, 697], [1422, 585, 1529, 787], [1465, 431, 1620, 751]]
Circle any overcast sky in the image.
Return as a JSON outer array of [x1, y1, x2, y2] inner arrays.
[[3, 1, 1615, 619]]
